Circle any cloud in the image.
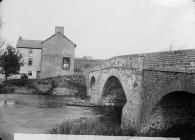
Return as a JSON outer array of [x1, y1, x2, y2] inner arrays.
[[153, 0, 190, 7]]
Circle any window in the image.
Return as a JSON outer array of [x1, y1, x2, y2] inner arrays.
[[29, 49, 33, 54], [28, 71, 32, 76], [28, 58, 33, 66], [62, 57, 70, 69]]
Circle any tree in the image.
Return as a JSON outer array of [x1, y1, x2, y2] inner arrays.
[[0, 45, 23, 80]]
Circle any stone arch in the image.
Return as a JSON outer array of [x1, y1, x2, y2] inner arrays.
[[100, 76, 127, 106], [90, 76, 96, 88], [141, 91, 195, 137], [151, 79, 195, 114], [141, 78, 195, 134], [99, 69, 129, 101], [100, 74, 128, 125], [150, 91, 194, 113], [142, 80, 184, 125]]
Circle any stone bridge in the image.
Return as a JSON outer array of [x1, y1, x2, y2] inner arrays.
[[87, 49, 195, 133]]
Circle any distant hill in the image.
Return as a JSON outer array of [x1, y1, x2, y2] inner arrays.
[[74, 58, 104, 72]]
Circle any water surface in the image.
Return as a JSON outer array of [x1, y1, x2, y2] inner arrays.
[[0, 94, 122, 139]]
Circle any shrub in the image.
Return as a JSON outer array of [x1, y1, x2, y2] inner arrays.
[[67, 81, 87, 98], [3, 79, 30, 87], [49, 118, 135, 136]]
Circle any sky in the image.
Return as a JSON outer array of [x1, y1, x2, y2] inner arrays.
[[0, 0, 195, 59]]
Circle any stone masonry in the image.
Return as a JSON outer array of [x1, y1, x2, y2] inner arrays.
[[88, 49, 195, 133]]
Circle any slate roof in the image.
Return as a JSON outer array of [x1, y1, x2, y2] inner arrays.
[[16, 33, 76, 49], [42, 32, 76, 47], [16, 28, 76, 49], [16, 39, 42, 49]]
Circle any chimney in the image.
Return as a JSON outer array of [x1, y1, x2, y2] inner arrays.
[[19, 36, 22, 40], [55, 26, 64, 34]]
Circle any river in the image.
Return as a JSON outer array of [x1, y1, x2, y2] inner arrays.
[[0, 94, 122, 140]]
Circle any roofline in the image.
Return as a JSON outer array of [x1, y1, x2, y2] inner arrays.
[[16, 46, 42, 49], [41, 32, 77, 47]]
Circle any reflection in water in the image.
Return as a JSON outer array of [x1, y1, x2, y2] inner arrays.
[[92, 106, 123, 126], [0, 94, 122, 138]]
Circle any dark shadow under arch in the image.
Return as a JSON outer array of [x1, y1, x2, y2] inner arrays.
[[90, 76, 95, 88], [150, 91, 195, 115], [142, 91, 195, 138], [99, 76, 127, 125], [101, 76, 127, 107]]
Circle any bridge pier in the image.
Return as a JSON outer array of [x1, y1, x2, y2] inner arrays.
[[121, 103, 142, 133], [121, 72, 143, 133]]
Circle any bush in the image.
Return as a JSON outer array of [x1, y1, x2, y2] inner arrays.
[[20, 73, 28, 80], [3, 79, 30, 87], [49, 118, 135, 136], [67, 81, 87, 98]]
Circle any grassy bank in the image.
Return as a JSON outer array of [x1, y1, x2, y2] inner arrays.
[[48, 118, 136, 136]]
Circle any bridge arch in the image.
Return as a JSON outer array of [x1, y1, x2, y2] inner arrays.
[[100, 76, 127, 106], [142, 78, 195, 122], [148, 79, 195, 117], [100, 75, 128, 125], [141, 91, 195, 137], [141, 76, 195, 136], [99, 69, 129, 104]]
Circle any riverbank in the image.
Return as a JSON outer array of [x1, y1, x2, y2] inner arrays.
[[0, 78, 103, 108], [0, 93, 127, 140], [0, 74, 87, 97], [48, 118, 136, 136]]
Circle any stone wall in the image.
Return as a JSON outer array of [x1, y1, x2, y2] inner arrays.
[[141, 70, 195, 128], [1, 74, 86, 96], [30, 74, 86, 96], [143, 49, 195, 69], [18, 48, 41, 79], [140, 91, 195, 137], [88, 56, 144, 131], [89, 55, 144, 72], [38, 74, 86, 86], [88, 55, 144, 103], [88, 49, 195, 133], [40, 33, 75, 78]]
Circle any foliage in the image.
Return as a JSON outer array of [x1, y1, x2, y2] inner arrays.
[[3, 79, 30, 87], [49, 118, 135, 136], [67, 81, 87, 98], [74, 65, 83, 72], [0, 45, 23, 80]]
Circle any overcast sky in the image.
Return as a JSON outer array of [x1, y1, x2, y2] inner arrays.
[[0, 0, 195, 59]]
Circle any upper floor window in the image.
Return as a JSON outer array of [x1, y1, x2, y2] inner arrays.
[[28, 58, 33, 66], [62, 57, 70, 69], [28, 71, 32, 76], [29, 49, 33, 54]]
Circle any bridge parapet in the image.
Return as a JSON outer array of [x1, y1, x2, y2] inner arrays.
[[144, 66, 195, 73], [143, 49, 195, 69], [89, 55, 144, 72], [89, 49, 195, 73]]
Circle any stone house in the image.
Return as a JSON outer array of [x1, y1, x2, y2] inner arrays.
[[16, 26, 76, 79]]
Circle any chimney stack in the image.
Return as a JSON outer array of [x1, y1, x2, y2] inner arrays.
[[19, 36, 22, 40], [55, 26, 64, 34]]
